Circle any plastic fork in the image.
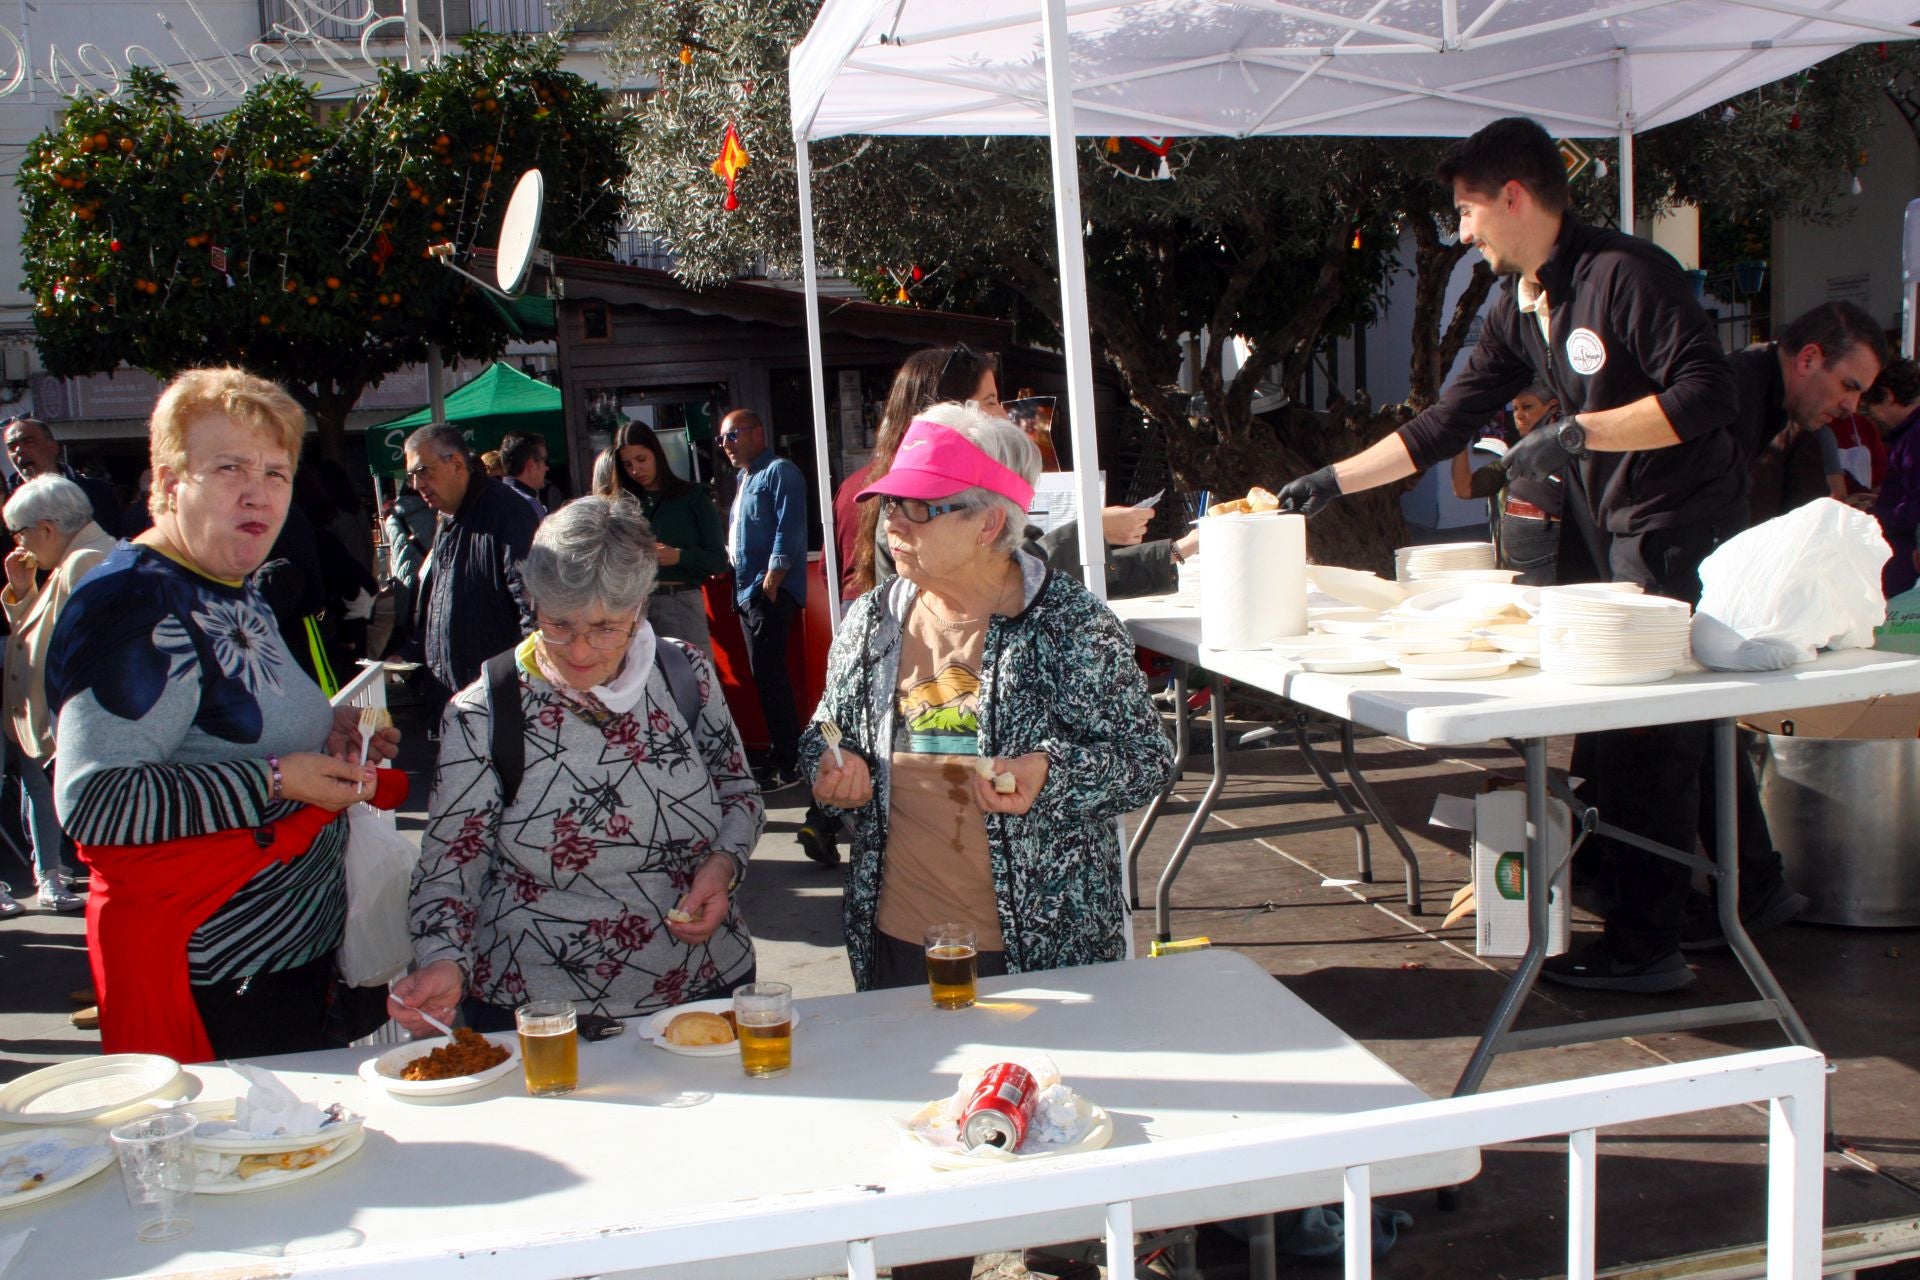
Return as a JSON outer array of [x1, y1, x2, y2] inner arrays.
[[820, 719, 846, 769], [357, 705, 393, 768]]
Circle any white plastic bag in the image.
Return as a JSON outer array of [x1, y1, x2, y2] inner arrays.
[[336, 802, 418, 987], [1692, 499, 1891, 671]]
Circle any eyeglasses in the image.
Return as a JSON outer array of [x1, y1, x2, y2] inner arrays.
[[6, 527, 27, 542], [536, 616, 638, 651], [939, 342, 979, 392], [881, 496, 968, 524]]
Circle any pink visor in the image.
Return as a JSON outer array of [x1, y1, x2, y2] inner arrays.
[[854, 418, 1035, 509]]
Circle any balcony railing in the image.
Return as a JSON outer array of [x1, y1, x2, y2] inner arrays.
[[259, 1, 608, 42]]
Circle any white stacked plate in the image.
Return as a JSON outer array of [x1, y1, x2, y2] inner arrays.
[[1395, 541, 1497, 582], [1538, 586, 1692, 685]]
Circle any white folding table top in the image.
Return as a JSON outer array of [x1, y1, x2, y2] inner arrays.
[[10, 951, 1476, 1280], [1113, 596, 1920, 747]]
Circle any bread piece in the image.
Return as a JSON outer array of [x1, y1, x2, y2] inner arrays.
[[1245, 485, 1280, 513], [1207, 498, 1251, 517], [992, 772, 1018, 794], [663, 1010, 736, 1046], [665, 907, 694, 924]]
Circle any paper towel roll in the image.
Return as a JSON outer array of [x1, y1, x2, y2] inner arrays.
[[1200, 513, 1306, 649]]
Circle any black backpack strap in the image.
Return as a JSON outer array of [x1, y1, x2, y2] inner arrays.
[[485, 648, 524, 808], [654, 638, 702, 732]]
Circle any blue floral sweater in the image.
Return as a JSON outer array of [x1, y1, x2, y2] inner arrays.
[[800, 552, 1174, 990]]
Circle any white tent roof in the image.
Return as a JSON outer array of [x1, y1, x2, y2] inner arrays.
[[793, 0, 1920, 142]]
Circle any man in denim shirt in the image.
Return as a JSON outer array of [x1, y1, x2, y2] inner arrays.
[[722, 410, 811, 792]]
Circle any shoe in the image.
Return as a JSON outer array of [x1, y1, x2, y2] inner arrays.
[[754, 765, 802, 792], [0, 896, 21, 920], [795, 823, 840, 867], [36, 886, 84, 914], [1679, 881, 1811, 952], [70, 1005, 99, 1030], [1540, 936, 1696, 993]]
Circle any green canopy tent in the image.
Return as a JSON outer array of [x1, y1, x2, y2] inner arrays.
[[365, 360, 566, 476]]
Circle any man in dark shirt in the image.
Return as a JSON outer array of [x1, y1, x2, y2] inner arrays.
[[4, 417, 123, 536], [498, 430, 550, 521], [1277, 117, 1751, 993]]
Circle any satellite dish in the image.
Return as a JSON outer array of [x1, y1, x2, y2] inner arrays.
[[496, 169, 545, 295]]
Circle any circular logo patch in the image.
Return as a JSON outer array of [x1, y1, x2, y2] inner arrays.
[[1565, 328, 1607, 376]]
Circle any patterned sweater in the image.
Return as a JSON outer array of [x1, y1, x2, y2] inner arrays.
[[47, 544, 344, 983], [410, 636, 763, 1017], [799, 551, 1175, 990]]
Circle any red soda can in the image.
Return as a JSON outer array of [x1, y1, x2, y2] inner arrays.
[[961, 1062, 1038, 1151]]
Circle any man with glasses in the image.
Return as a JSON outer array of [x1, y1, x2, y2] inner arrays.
[[498, 430, 550, 520], [720, 409, 813, 794], [403, 423, 539, 702], [3, 416, 123, 536]]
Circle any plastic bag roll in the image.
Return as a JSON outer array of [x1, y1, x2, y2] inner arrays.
[[1200, 513, 1306, 649]]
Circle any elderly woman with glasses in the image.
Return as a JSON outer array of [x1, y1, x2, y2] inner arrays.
[[391, 494, 763, 1035], [801, 401, 1174, 995], [1, 476, 116, 916]]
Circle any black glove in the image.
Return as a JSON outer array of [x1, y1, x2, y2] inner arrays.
[[1501, 421, 1583, 482], [1275, 466, 1342, 517], [1466, 463, 1508, 500]]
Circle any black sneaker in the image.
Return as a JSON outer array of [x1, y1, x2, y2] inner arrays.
[[1540, 936, 1696, 993], [1678, 881, 1811, 952], [795, 823, 840, 867], [752, 765, 801, 792]]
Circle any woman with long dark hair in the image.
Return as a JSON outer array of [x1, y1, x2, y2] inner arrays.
[[597, 420, 727, 647]]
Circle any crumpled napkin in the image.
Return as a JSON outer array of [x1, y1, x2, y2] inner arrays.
[[230, 1063, 329, 1138]]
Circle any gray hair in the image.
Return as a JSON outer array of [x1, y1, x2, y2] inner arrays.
[[914, 400, 1041, 554], [4, 474, 93, 537], [521, 494, 659, 618], [403, 423, 468, 463], [591, 447, 615, 495]]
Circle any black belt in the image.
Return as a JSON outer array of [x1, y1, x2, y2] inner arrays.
[[653, 582, 702, 595]]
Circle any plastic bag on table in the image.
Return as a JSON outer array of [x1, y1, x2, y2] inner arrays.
[[336, 801, 418, 987], [1692, 498, 1891, 671]]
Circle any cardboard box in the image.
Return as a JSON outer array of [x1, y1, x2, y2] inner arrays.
[[1740, 692, 1920, 741], [1473, 790, 1571, 959], [1877, 585, 1920, 655]]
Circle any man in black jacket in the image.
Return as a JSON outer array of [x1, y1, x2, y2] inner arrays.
[[1277, 117, 1751, 993], [404, 424, 538, 698], [4, 417, 123, 536]]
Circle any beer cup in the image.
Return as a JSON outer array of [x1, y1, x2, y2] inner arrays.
[[732, 982, 793, 1078], [110, 1111, 195, 1243], [516, 1000, 579, 1097], [923, 923, 978, 1010]]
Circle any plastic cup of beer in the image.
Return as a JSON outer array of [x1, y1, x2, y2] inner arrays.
[[732, 982, 793, 1078], [110, 1111, 195, 1243], [924, 923, 979, 1010], [516, 999, 579, 1097]]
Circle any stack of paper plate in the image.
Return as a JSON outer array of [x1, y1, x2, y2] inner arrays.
[[1538, 586, 1692, 685], [1395, 542, 1497, 582]]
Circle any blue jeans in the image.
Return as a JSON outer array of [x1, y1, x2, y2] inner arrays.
[[12, 741, 68, 890]]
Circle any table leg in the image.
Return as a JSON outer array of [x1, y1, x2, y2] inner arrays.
[[1341, 723, 1424, 914], [1246, 1212, 1277, 1280], [1454, 736, 1553, 1097], [1127, 663, 1190, 910], [1289, 714, 1372, 883], [1154, 684, 1228, 943]]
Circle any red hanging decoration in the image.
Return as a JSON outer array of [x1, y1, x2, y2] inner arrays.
[[1788, 112, 1801, 131], [910, 263, 923, 282], [711, 121, 750, 211]]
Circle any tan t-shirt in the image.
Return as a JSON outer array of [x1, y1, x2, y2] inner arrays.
[[875, 599, 1005, 951]]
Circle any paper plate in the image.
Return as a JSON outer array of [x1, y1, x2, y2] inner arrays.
[[640, 998, 802, 1058], [0, 1055, 187, 1126], [1303, 565, 1404, 612], [185, 1099, 364, 1155], [0, 1127, 114, 1210], [894, 1095, 1114, 1172], [359, 1033, 519, 1098], [194, 1128, 364, 1196], [1478, 624, 1542, 654], [1365, 632, 1475, 655], [1312, 617, 1388, 637], [1292, 651, 1392, 673], [1389, 652, 1516, 680], [1555, 667, 1679, 686]]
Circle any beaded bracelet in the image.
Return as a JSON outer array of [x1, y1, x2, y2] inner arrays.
[[266, 753, 284, 802]]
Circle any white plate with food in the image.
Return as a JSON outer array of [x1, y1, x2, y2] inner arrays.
[[184, 1099, 364, 1155], [640, 998, 802, 1058], [194, 1127, 365, 1195], [0, 1054, 189, 1126], [358, 1030, 519, 1098], [894, 1095, 1114, 1172], [1389, 652, 1517, 680], [0, 1127, 114, 1210]]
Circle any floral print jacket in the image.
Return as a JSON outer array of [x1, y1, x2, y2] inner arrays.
[[800, 551, 1174, 990], [410, 636, 762, 1017]]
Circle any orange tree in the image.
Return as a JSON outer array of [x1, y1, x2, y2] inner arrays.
[[21, 35, 630, 457]]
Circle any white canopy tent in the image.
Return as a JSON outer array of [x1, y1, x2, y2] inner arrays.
[[791, 0, 1920, 616]]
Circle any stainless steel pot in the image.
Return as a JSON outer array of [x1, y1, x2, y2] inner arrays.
[[1748, 729, 1920, 927]]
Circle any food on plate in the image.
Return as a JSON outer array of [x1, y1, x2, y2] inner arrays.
[[663, 1010, 735, 1046], [400, 1026, 509, 1081], [1207, 486, 1281, 517], [196, 1142, 339, 1184], [2, 1152, 46, 1195]]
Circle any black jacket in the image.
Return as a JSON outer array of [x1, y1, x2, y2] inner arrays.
[[1399, 219, 1744, 538], [420, 474, 539, 693]]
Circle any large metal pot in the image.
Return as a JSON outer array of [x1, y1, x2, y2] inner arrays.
[[1747, 730, 1920, 927]]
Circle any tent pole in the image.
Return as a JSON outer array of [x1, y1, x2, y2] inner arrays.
[[1616, 56, 1635, 236], [1040, 0, 1107, 602], [795, 133, 843, 629]]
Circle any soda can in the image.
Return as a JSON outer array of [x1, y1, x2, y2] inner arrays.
[[960, 1062, 1038, 1151]]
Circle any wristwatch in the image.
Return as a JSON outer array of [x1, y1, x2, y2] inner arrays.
[[1555, 415, 1590, 457]]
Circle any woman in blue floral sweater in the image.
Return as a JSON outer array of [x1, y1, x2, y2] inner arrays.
[[802, 402, 1173, 993]]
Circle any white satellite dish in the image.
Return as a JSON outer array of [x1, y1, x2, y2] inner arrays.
[[496, 169, 545, 295]]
